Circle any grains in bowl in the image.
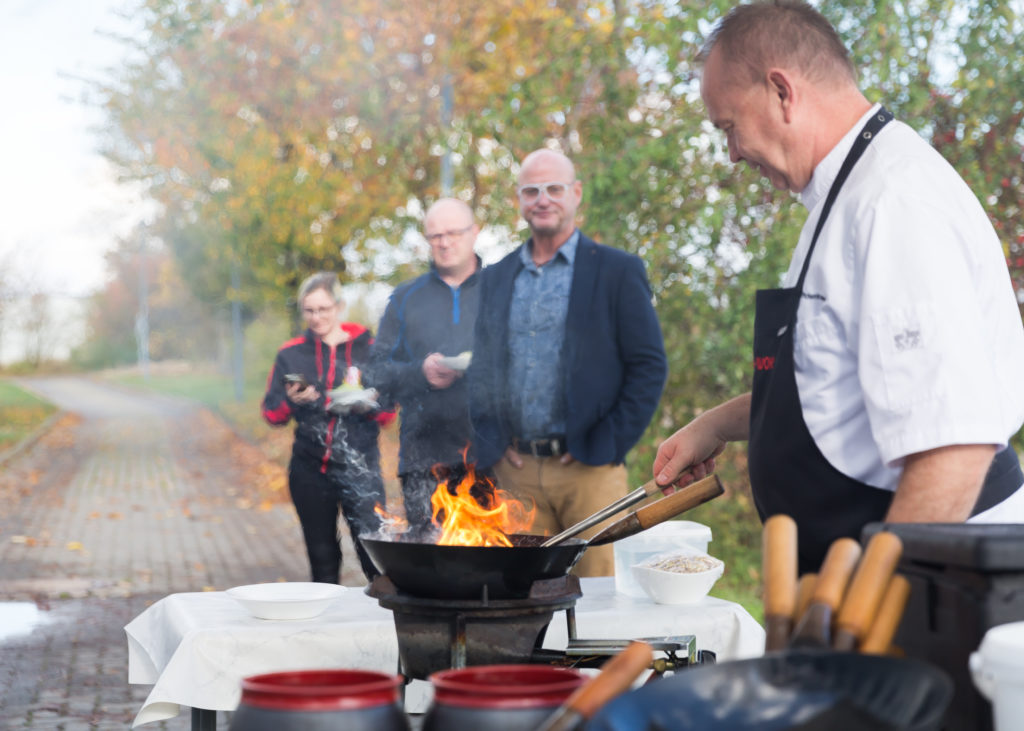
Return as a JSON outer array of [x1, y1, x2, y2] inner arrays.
[[645, 554, 721, 574]]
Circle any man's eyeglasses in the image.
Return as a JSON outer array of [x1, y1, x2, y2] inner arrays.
[[302, 306, 336, 318], [425, 224, 474, 245], [516, 181, 575, 203]]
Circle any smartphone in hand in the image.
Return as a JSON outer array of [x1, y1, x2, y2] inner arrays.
[[284, 373, 310, 389]]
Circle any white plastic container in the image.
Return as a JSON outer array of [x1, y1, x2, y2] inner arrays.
[[612, 520, 712, 597], [969, 620, 1024, 731]]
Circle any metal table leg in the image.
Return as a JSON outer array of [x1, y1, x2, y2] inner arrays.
[[191, 707, 217, 730]]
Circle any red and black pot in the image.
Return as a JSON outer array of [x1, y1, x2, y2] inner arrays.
[[229, 669, 409, 731], [422, 664, 586, 731]]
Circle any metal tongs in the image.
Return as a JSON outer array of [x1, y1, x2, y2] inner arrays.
[[542, 474, 723, 547]]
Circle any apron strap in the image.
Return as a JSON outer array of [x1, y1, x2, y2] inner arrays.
[[794, 107, 893, 294]]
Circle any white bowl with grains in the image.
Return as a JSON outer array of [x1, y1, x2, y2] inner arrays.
[[631, 549, 724, 605]]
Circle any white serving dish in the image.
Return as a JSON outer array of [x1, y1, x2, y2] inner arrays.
[[631, 548, 724, 605], [613, 521, 713, 597], [225, 582, 345, 620]]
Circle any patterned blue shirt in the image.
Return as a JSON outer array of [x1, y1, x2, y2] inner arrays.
[[507, 230, 579, 439]]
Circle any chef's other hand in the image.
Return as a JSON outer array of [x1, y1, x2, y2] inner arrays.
[[503, 446, 524, 469], [559, 453, 575, 466], [654, 424, 725, 493], [423, 353, 459, 389], [286, 382, 320, 405]]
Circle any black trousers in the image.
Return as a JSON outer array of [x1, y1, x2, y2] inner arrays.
[[399, 469, 438, 533], [288, 456, 385, 583]]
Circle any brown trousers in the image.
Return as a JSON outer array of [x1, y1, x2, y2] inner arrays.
[[493, 457, 628, 577]]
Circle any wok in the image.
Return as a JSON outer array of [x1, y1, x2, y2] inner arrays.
[[361, 533, 587, 600], [585, 650, 952, 731], [362, 475, 724, 600]]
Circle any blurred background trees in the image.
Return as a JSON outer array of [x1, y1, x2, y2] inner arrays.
[[84, 0, 1023, 460]]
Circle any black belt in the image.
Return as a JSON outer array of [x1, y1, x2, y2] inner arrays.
[[512, 436, 567, 458]]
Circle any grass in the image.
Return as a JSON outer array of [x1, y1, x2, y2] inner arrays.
[[0, 379, 58, 452]]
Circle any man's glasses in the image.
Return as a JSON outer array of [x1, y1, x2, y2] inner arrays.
[[302, 306, 336, 318], [516, 181, 574, 203], [425, 224, 474, 245]]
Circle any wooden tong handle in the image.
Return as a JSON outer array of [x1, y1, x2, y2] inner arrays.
[[634, 474, 723, 529], [834, 531, 903, 649], [860, 574, 911, 654]]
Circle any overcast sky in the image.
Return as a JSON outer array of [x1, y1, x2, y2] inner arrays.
[[0, 0, 148, 299]]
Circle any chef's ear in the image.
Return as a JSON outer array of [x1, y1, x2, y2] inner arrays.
[[766, 68, 797, 122]]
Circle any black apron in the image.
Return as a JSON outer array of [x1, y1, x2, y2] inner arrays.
[[747, 107, 1023, 573]]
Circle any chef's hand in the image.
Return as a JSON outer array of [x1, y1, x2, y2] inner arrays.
[[286, 382, 320, 405], [560, 453, 575, 465], [653, 423, 725, 494], [503, 446, 524, 469], [423, 353, 459, 389]]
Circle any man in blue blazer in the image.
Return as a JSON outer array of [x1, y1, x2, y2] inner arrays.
[[468, 148, 667, 576]]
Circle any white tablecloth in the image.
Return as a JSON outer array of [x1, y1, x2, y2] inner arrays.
[[125, 577, 765, 727]]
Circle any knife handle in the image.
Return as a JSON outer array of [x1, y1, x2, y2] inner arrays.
[[763, 514, 798, 621], [835, 531, 903, 647], [860, 574, 911, 654], [811, 537, 862, 611]]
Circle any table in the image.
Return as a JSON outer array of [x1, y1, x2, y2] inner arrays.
[[126, 577, 765, 728]]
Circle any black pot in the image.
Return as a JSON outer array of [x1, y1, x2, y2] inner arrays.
[[585, 650, 952, 731], [228, 669, 409, 731], [422, 664, 586, 731]]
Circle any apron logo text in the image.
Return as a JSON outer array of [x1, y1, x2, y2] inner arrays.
[[754, 356, 776, 371]]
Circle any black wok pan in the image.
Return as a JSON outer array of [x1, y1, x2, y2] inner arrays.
[[585, 650, 952, 731], [361, 533, 587, 600], [362, 474, 725, 600]]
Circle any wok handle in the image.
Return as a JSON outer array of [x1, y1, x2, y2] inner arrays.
[[586, 475, 723, 546], [859, 573, 911, 654], [541, 480, 661, 547], [536, 641, 653, 731], [833, 531, 903, 651]]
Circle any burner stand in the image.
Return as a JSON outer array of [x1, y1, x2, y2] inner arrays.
[[368, 574, 582, 680]]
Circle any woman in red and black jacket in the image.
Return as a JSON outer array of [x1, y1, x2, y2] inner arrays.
[[262, 272, 394, 583]]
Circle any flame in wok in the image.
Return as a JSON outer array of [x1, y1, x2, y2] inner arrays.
[[430, 457, 535, 547]]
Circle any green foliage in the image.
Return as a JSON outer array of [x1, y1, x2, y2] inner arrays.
[[0, 380, 57, 451], [94, 0, 1024, 617]]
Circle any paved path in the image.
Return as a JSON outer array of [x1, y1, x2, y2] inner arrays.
[[0, 376, 366, 729]]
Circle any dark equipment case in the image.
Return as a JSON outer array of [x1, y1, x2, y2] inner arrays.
[[861, 523, 1024, 731]]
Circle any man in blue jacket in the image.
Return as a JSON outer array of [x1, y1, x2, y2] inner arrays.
[[468, 149, 667, 576], [371, 198, 481, 533]]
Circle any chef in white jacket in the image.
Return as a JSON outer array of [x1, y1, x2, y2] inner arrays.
[[654, 0, 1024, 571]]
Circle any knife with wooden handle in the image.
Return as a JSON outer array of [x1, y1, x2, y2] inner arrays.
[[859, 574, 911, 654], [536, 641, 653, 731], [790, 537, 861, 649], [833, 531, 903, 651], [586, 475, 724, 545], [763, 514, 798, 652], [794, 573, 818, 625]]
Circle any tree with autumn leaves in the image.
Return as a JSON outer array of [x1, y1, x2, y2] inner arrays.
[[95, 0, 1024, 458]]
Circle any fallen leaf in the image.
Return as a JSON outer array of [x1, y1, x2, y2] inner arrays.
[[66, 541, 84, 551]]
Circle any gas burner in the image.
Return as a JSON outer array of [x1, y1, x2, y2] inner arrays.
[[367, 574, 582, 680]]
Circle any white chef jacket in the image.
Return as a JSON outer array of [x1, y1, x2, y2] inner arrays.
[[785, 104, 1024, 515]]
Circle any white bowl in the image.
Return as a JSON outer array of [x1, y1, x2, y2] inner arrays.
[[631, 550, 724, 605], [226, 582, 345, 620]]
